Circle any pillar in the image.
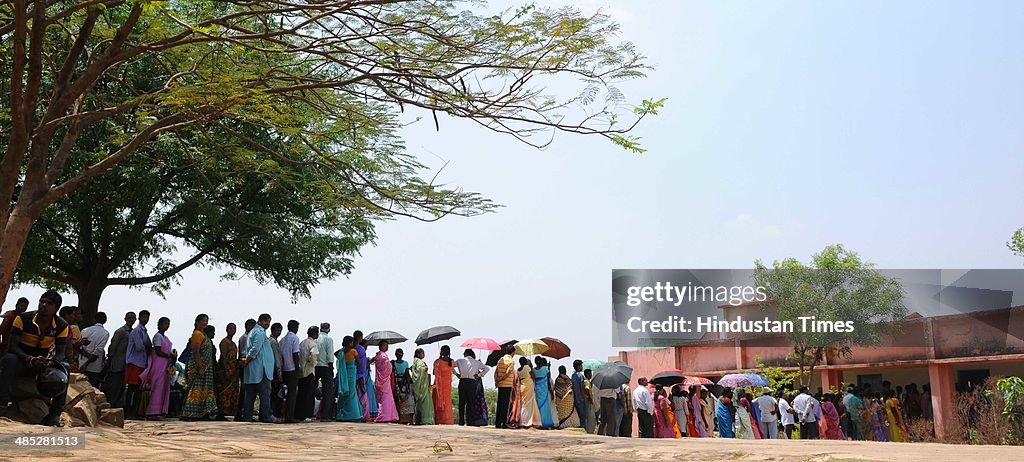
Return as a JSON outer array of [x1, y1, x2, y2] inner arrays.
[[819, 369, 844, 392], [928, 363, 955, 440]]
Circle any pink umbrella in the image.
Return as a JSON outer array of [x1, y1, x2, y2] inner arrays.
[[460, 337, 501, 351], [682, 376, 714, 386]]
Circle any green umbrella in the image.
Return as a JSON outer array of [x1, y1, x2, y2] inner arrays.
[[582, 359, 606, 371]]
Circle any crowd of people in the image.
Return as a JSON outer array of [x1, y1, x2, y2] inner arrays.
[[0, 291, 933, 442], [612, 379, 931, 442]]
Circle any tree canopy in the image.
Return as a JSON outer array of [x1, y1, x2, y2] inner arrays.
[[0, 0, 661, 307], [753, 244, 907, 386]]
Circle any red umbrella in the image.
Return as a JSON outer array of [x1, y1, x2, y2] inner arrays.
[[539, 337, 571, 359], [682, 376, 714, 386], [460, 337, 502, 351]]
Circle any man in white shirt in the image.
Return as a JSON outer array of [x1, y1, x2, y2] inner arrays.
[[597, 386, 619, 436], [315, 322, 335, 422], [453, 349, 488, 425], [754, 386, 779, 439], [791, 386, 819, 439], [79, 312, 111, 387], [778, 390, 796, 438], [632, 377, 655, 438], [279, 320, 301, 423], [296, 326, 319, 421]]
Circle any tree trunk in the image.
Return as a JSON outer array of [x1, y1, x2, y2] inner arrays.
[[76, 282, 107, 328], [0, 210, 38, 309]]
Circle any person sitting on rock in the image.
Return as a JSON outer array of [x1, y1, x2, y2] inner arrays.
[[0, 291, 70, 426]]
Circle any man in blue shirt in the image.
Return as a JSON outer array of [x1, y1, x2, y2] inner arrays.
[[571, 360, 589, 431], [240, 313, 276, 423], [124, 310, 151, 419]]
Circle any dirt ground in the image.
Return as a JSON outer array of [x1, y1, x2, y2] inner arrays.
[[1, 419, 1023, 461]]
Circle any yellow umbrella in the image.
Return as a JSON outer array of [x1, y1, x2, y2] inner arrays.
[[514, 339, 549, 357]]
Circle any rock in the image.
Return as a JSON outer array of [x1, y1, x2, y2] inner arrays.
[[68, 415, 87, 427], [95, 401, 111, 410], [92, 391, 108, 405], [99, 408, 124, 428], [14, 398, 49, 424], [67, 397, 98, 427], [69, 373, 89, 384], [67, 381, 93, 402]]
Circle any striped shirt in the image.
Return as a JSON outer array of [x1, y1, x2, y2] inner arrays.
[[11, 311, 69, 357]]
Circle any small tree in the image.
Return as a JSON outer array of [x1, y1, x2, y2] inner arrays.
[[753, 244, 907, 386], [752, 355, 799, 393], [1011, 228, 1024, 260]]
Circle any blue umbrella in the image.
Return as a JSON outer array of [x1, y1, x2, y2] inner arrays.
[[743, 373, 769, 387]]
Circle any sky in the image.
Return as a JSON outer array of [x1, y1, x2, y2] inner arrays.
[[11, 1, 1024, 376]]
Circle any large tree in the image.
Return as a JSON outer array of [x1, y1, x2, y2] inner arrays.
[[753, 244, 907, 386], [0, 0, 661, 307]]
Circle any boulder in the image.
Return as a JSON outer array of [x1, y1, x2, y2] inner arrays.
[[99, 408, 124, 428], [67, 397, 99, 427], [92, 391, 108, 405], [95, 401, 111, 411], [69, 373, 89, 384], [13, 397, 49, 424]]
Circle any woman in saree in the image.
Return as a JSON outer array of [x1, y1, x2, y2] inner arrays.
[[745, 392, 763, 439], [432, 345, 455, 425], [553, 366, 579, 428], [372, 340, 399, 422], [884, 391, 908, 442], [140, 317, 175, 420], [181, 316, 219, 421], [411, 348, 435, 425], [361, 339, 379, 419], [701, 388, 716, 436], [821, 394, 846, 440], [670, 386, 689, 436], [334, 336, 363, 421], [689, 386, 709, 437], [533, 357, 556, 429], [868, 394, 890, 441], [717, 387, 736, 437], [506, 359, 522, 429], [392, 348, 415, 424], [654, 386, 681, 438], [517, 357, 542, 428], [216, 323, 240, 421], [469, 377, 489, 426], [734, 397, 756, 439]]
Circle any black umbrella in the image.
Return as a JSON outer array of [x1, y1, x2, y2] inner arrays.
[[485, 339, 517, 367], [591, 361, 633, 390], [650, 369, 686, 386], [415, 326, 461, 345], [364, 330, 407, 346]]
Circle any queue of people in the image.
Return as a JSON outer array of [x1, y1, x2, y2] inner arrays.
[[0, 290, 930, 440]]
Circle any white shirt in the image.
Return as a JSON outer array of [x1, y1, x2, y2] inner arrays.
[[299, 337, 318, 378], [316, 333, 334, 367], [79, 323, 110, 373], [792, 393, 818, 423], [754, 394, 778, 422], [632, 385, 654, 412], [778, 397, 796, 425], [453, 357, 488, 379]]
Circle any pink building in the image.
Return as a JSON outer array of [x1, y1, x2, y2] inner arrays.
[[613, 303, 1024, 439]]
